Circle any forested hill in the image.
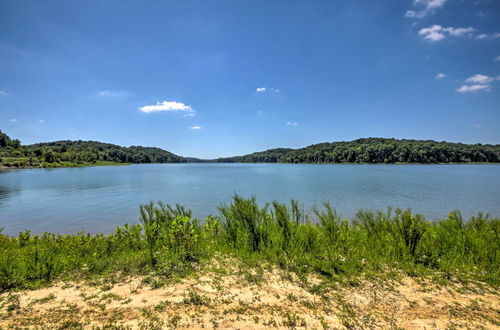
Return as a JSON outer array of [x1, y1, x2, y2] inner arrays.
[[216, 138, 500, 164], [3, 131, 500, 167], [0, 130, 185, 168], [26, 140, 185, 164]]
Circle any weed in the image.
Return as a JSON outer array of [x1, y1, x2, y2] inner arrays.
[[30, 293, 56, 305], [0, 196, 497, 295], [183, 289, 209, 306]]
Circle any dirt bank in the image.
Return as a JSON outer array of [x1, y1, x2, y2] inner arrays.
[[1, 261, 498, 329]]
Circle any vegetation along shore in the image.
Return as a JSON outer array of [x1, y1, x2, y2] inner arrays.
[[0, 196, 498, 328], [0, 130, 185, 169], [2, 129, 500, 169]]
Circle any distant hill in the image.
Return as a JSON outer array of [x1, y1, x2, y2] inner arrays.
[[0, 130, 185, 168], [216, 138, 500, 164], [183, 157, 214, 163], [216, 148, 293, 163], [2, 130, 499, 168]]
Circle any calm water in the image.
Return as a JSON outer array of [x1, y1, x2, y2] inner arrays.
[[0, 164, 499, 235]]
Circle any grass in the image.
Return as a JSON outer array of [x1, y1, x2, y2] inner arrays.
[[0, 195, 498, 293]]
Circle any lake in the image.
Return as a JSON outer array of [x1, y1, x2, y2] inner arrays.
[[0, 163, 499, 235]]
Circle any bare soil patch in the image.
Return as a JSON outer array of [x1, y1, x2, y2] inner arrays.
[[1, 261, 498, 329]]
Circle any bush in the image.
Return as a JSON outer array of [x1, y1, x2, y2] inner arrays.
[[0, 196, 498, 292]]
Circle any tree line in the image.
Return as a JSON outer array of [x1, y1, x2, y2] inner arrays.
[[3, 130, 499, 167], [0, 130, 185, 167], [217, 138, 500, 164]]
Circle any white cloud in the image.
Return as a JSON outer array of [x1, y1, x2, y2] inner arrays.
[[406, 0, 447, 18], [444, 27, 474, 37], [405, 10, 418, 18], [40, 119, 45, 123], [138, 101, 194, 114], [465, 74, 499, 84], [0, 91, 7, 96], [286, 121, 298, 126], [189, 126, 202, 130], [256, 87, 280, 93], [184, 113, 195, 117], [419, 25, 446, 41], [435, 73, 447, 80], [96, 90, 128, 97], [418, 25, 475, 41], [456, 74, 500, 93], [494, 56, 500, 62], [9, 118, 18, 122], [475, 124, 481, 128], [456, 84, 491, 93], [475, 32, 500, 40]]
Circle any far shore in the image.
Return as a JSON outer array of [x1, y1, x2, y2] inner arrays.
[[0, 161, 131, 170], [1, 161, 500, 171]]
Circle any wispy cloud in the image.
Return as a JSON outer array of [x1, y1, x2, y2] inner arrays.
[[419, 25, 475, 41], [40, 119, 45, 123], [465, 74, 499, 84], [96, 90, 128, 97], [138, 101, 195, 114], [445, 27, 475, 37], [456, 84, 491, 93], [0, 91, 7, 96], [494, 55, 500, 62], [406, 0, 447, 18], [418, 25, 500, 42], [256, 87, 280, 93], [435, 73, 447, 80], [8, 118, 18, 122], [98, 90, 112, 96], [189, 126, 202, 130], [475, 33, 500, 40], [419, 25, 446, 41], [456, 74, 499, 93], [286, 121, 298, 126]]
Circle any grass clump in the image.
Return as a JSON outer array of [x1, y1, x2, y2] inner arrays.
[[0, 195, 498, 293]]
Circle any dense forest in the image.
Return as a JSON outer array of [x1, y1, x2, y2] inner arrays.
[[217, 138, 500, 164], [3, 130, 500, 168], [0, 130, 185, 168]]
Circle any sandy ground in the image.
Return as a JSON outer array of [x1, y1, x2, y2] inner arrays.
[[0, 262, 499, 329]]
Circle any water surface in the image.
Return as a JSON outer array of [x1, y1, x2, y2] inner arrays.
[[0, 164, 499, 235]]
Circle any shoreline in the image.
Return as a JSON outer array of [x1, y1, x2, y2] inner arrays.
[[1, 161, 499, 171], [0, 161, 131, 170], [1, 197, 498, 328]]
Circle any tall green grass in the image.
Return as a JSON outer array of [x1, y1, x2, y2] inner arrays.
[[0, 195, 498, 292]]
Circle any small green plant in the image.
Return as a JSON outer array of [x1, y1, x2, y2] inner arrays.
[[183, 289, 210, 306], [281, 311, 306, 328], [0, 195, 497, 293], [31, 293, 56, 305]]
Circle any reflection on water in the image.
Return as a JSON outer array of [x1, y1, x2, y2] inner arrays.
[[0, 184, 17, 208], [0, 164, 499, 235]]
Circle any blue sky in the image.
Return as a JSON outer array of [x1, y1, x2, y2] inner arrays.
[[0, 0, 499, 158]]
